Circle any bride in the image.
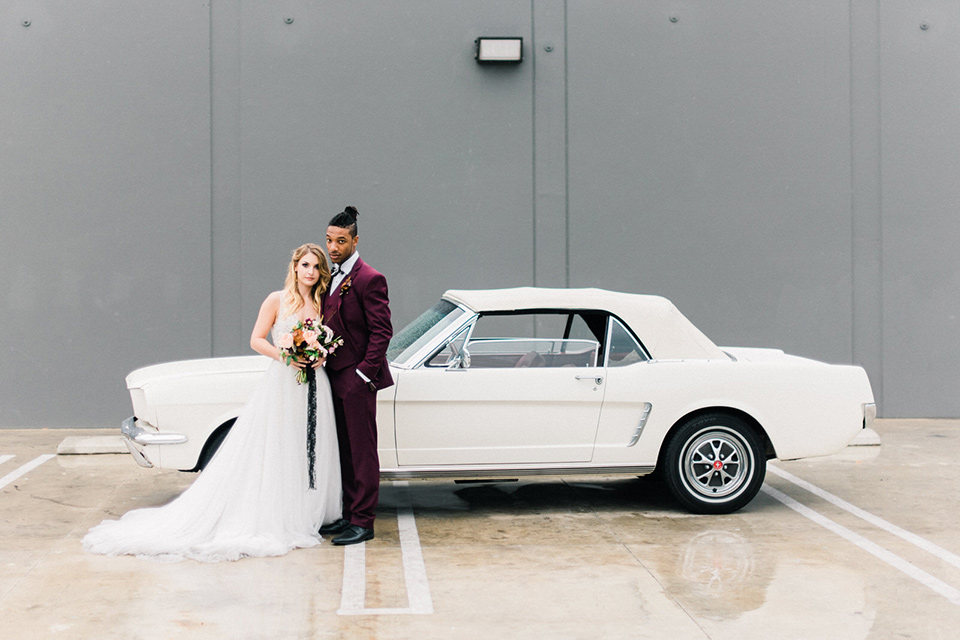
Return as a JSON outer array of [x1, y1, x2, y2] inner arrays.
[[84, 244, 342, 562]]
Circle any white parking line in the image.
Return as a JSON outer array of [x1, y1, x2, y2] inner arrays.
[[397, 503, 434, 614], [762, 484, 960, 605], [0, 455, 56, 491], [337, 482, 434, 615], [338, 541, 367, 613], [768, 465, 960, 571], [0, 455, 14, 467]]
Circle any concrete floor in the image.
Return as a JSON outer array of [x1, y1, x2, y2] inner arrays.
[[1, 419, 958, 639]]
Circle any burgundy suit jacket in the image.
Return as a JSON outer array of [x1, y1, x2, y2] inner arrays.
[[321, 257, 394, 389]]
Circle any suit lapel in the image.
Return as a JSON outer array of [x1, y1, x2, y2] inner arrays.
[[351, 257, 366, 281], [329, 284, 344, 312], [325, 257, 362, 325], [322, 277, 340, 322]]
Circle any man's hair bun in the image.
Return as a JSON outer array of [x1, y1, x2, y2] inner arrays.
[[328, 206, 360, 236]]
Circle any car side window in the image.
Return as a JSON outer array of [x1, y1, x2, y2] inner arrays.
[[466, 338, 600, 368], [463, 313, 600, 368], [606, 317, 648, 367]]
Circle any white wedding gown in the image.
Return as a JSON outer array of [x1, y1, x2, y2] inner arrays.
[[83, 311, 342, 562]]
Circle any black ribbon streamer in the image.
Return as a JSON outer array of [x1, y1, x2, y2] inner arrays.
[[306, 366, 317, 490]]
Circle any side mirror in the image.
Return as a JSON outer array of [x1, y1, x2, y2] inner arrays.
[[447, 346, 471, 370]]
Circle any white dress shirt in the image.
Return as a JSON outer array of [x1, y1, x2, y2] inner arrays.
[[328, 252, 370, 383], [329, 251, 360, 296]]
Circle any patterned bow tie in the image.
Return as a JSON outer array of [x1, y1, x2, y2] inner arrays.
[[331, 265, 341, 277]]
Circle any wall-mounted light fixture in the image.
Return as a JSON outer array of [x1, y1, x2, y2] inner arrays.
[[475, 37, 523, 64]]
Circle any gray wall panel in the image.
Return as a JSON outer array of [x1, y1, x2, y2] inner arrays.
[[533, 0, 569, 288], [4, 1, 960, 425], [880, 3, 960, 417], [567, 1, 854, 365], [211, 0, 245, 357], [0, 2, 211, 425], [850, 0, 884, 411], [235, 2, 534, 337]]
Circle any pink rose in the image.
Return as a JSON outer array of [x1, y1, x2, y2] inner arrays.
[[277, 333, 294, 349], [302, 330, 317, 344]]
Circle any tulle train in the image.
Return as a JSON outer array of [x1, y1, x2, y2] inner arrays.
[[83, 360, 341, 563]]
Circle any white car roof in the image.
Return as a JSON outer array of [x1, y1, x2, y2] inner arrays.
[[442, 287, 727, 361]]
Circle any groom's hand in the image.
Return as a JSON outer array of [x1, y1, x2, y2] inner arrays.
[[366, 381, 377, 393]]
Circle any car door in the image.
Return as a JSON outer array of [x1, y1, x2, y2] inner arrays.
[[590, 316, 656, 458], [393, 313, 606, 466]]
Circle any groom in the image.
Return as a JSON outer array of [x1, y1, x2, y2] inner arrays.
[[319, 206, 393, 545]]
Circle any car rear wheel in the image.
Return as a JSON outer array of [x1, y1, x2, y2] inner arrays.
[[663, 413, 765, 514]]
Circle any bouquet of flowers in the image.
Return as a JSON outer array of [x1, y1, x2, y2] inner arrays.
[[276, 317, 344, 384]]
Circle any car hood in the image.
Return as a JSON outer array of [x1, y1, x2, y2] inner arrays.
[[126, 356, 270, 389]]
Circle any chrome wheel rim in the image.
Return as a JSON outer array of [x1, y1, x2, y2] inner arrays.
[[680, 427, 754, 502]]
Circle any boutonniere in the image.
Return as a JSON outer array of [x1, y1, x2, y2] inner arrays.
[[339, 275, 353, 296]]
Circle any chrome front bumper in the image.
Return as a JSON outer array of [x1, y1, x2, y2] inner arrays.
[[863, 402, 877, 429], [120, 416, 188, 468]]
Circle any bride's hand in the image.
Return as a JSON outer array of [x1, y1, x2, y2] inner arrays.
[[312, 356, 326, 369], [286, 357, 306, 370]]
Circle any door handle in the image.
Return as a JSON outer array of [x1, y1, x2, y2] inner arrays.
[[575, 375, 603, 385]]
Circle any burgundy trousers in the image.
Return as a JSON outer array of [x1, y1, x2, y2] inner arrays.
[[328, 369, 380, 530]]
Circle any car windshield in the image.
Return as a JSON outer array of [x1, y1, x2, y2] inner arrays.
[[387, 299, 465, 365]]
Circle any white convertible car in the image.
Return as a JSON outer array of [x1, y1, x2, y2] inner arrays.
[[121, 288, 875, 514]]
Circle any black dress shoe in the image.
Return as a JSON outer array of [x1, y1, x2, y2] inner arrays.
[[332, 525, 374, 546], [319, 518, 351, 535]]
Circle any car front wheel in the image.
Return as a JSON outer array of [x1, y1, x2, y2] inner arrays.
[[663, 413, 765, 514]]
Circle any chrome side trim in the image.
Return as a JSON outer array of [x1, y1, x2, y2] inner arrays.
[[863, 402, 877, 429], [626, 402, 653, 447], [121, 416, 188, 446], [381, 464, 656, 480]]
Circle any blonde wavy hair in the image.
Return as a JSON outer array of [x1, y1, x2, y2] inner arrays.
[[281, 243, 330, 317]]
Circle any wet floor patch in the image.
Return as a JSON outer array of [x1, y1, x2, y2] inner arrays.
[[1, 421, 959, 639]]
